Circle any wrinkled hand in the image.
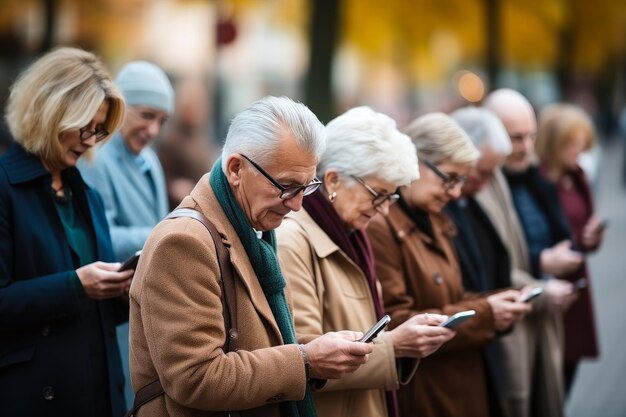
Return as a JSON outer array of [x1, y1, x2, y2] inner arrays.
[[76, 261, 134, 299], [581, 215, 605, 251], [540, 240, 584, 276], [389, 313, 456, 358], [544, 279, 578, 313], [303, 331, 373, 380], [487, 290, 532, 332]]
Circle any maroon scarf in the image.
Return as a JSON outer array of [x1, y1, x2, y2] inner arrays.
[[302, 190, 399, 417], [302, 190, 384, 317]]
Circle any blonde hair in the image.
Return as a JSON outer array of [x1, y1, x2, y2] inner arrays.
[[536, 103, 595, 171], [404, 112, 479, 165], [5, 47, 125, 171]]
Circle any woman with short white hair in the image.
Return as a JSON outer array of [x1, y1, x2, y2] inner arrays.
[[368, 112, 530, 417], [277, 106, 455, 417]]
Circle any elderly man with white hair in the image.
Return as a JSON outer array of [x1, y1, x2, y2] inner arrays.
[[480, 89, 583, 417], [128, 96, 374, 417], [448, 106, 528, 417]]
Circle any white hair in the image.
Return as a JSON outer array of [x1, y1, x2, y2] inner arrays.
[[404, 112, 480, 165], [318, 106, 419, 187], [450, 106, 512, 155], [221, 96, 326, 171]]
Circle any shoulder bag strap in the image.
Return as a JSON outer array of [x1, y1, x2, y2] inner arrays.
[[125, 207, 238, 417]]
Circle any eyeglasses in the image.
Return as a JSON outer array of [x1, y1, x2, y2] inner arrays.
[[241, 154, 322, 200], [422, 159, 467, 190], [351, 176, 399, 207], [79, 126, 109, 142]]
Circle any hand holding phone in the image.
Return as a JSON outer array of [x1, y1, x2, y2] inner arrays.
[[118, 250, 141, 272], [359, 315, 391, 343], [517, 287, 544, 303], [439, 310, 476, 329]]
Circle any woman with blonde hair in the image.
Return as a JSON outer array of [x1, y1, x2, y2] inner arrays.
[[0, 47, 132, 417], [277, 106, 455, 417], [367, 112, 530, 417], [536, 103, 603, 392]]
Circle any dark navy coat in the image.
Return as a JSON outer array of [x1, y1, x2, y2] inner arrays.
[[0, 143, 127, 417]]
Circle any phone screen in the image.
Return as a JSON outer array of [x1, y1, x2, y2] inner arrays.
[[359, 315, 391, 343], [439, 310, 476, 329], [517, 287, 544, 303], [119, 250, 141, 272]]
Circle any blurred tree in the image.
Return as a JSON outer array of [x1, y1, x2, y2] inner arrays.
[[41, 0, 56, 52], [305, 0, 340, 123]]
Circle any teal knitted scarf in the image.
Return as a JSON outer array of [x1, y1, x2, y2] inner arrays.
[[209, 159, 317, 417]]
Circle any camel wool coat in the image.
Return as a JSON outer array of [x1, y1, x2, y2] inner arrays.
[[367, 206, 496, 417], [129, 174, 308, 417], [276, 209, 418, 417]]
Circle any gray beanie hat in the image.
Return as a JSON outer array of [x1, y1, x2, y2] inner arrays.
[[115, 61, 174, 114]]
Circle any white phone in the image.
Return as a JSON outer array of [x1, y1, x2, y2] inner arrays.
[[517, 287, 544, 303], [439, 310, 476, 329]]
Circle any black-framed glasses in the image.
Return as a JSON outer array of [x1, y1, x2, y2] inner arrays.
[[422, 159, 467, 190], [351, 176, 399, 207], [79, 126, 109, 143], [241, 154, 322, 200]]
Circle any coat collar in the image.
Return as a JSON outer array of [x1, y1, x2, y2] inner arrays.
[[1, 142, 50, 184], [385, 203, 457, 254], [284, 209, 341, 259], [183, 174, 284, 342]]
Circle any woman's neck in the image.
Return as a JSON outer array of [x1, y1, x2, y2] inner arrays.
[[41, 158, 64, 194]]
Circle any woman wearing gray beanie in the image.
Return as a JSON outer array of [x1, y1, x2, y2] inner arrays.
[[78, 60, 175, 407]]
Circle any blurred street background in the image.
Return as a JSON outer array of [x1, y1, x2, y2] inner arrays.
[[1, 0, 625, 414]]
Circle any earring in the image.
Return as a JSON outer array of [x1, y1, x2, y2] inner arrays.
[[328, 191, 337, 203]]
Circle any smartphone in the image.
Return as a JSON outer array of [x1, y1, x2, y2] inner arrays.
[[118, 250, 141, 272], [517, 287, 544, 303], [574, 278, 588, 291], [572, 218, 609, 253], [596, 219, 609, 233], [359, 315, 391, 343], [439, 310, 476, 329]]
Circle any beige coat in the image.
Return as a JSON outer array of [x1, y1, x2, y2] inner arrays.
[[476, 169, 564, 417], [276, 209, 418, 417], [129, 174, 307, 417]]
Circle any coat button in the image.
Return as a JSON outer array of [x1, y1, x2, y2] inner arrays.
[[41, 325, 51, 336], [42, 386, 55, 400], [433, 273, 443, 285]]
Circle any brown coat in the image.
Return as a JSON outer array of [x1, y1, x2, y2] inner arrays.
[[129, 174, 307, 417], [276, 209, 418, 417], [367, 205, 496, 417]]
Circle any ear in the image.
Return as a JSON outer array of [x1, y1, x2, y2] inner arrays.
[[225, 154, 244, 187], [322, 169, 342, 193]]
